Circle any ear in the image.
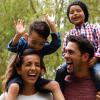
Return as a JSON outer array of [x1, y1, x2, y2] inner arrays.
[[82, 53, 89, 62], [41, 68, 45, 76]]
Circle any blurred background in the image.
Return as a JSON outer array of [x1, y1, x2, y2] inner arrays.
[[0, 0, 100, 93]]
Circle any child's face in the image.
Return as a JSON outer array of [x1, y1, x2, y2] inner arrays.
[[69, 5, 85, 26], [28, 31, 46, 50], [17, 54, 42, 85]]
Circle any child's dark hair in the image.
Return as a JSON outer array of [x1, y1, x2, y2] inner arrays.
[[67, 0, 89, 22], [29, 21, 50, 39], [67, 35, 94, 59]]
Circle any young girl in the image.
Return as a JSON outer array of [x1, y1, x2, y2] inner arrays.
[[55, 0, 100, 92], [0, 49, 64, 100]]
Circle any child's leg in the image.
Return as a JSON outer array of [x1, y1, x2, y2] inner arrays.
[[6, 76, 23, 100], [35, 77, 51, 92], [90, 62, 100, 91], [6, 83, 19, 100], [43, 81, 65, 100], [55, 62, 68, 91], [35, 77, 65, 99]]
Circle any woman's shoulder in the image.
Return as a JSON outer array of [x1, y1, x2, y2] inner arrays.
[[0, 92, 7, 100]]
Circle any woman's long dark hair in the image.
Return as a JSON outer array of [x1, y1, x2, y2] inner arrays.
[[2, 49, 46, 92]]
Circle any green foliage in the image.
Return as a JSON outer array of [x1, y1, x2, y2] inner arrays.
[[0, 0, 100, 94]]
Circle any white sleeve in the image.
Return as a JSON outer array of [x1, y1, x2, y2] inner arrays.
[[0, 93, 7, 100]]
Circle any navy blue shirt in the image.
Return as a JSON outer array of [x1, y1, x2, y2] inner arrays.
[[7, 32, 61, 56]]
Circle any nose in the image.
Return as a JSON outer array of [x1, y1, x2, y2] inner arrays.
[[63, 52, 70, 59], [31, 64, 36, 70], [74, 11, 78, 15], [34, 45, 41, 50]]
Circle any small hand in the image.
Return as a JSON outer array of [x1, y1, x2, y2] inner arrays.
[[96, 92, 100, 100], [89, 57, 97, 67], [45, 14, 54, 23], [45, 14, 56, 33], [14, 19, 25, 35]]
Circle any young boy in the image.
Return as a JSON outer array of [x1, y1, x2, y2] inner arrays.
[[7, 15, 64, 100], [55, 0, 100, 92]]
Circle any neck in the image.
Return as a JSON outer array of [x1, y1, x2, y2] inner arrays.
[[74, 64, 91, 78], [20, 84, 37, 95]]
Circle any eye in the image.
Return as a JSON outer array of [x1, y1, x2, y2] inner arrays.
[[35, 63, 40, 67], [69, 11, 74, 14], [68, 50, 74, 54], [31, 40, 36, 45], [76, 9, 81, 13], [40, 43, 45, 46], [24, 62, 32, 67]]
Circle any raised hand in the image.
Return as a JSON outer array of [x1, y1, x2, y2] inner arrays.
[[12, 19, 28, 46], [45, 14, 57, 33], [14, 19, 25, 35]]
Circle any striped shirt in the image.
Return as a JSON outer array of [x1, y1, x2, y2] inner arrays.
[[63, 22, 100, 57]]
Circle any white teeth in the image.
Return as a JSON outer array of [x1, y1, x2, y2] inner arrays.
[[66, 61, 72, 64], [28, 73, 36, 76]]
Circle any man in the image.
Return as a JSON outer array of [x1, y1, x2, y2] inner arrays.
[[59, 35, 97, 100]]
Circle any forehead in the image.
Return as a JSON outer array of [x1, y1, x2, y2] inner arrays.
[[23, 54, 40, 62], [29, 31, 46, 41], [69, 5, 82, 11], [65, 42, 79, 51]]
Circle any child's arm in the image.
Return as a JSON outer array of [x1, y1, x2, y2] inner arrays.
[[41, 14, 61, 55], [12, 19, 27, 46], [7, 19, 28, 53], [43, 81, 65, 100], [6, 83, 19, 100], [45, 14, 56, 33]]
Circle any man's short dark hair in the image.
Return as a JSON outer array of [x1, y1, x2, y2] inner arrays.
[[67, 35, 94, 59]]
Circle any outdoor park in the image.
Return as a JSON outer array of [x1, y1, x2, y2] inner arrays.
[[0, 0, 100, 94]]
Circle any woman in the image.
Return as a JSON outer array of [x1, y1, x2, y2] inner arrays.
[[0, 49, 53, 100]]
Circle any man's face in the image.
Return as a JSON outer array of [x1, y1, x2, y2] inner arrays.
[[63, 42, 83, 74], [28, 31, 46, 50]]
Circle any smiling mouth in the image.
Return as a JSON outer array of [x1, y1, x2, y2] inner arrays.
[[28, 73, 37, 77], [66, 61, 73, 65]]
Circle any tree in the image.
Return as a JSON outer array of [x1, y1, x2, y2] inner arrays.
[[0, 0, 100, 93]]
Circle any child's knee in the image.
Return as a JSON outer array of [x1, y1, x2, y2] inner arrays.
[[49, 81, 60, 91], [8, 83, 20, 94]]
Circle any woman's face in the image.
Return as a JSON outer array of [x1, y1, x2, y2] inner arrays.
[[69, 5, 85, 26], [17, 54, 43, 85]]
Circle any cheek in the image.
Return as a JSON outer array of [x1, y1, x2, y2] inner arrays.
[[80, 13, 85, 20], [69, 15, 73, 20]]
